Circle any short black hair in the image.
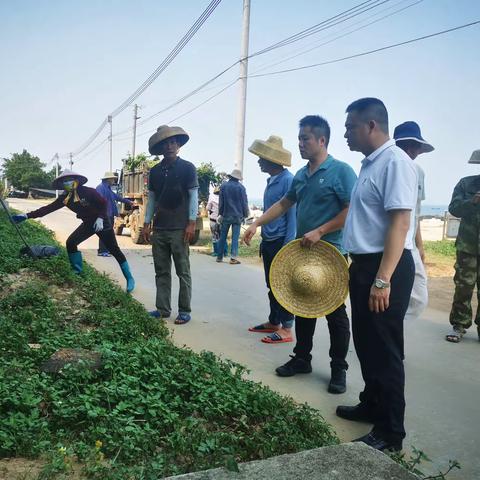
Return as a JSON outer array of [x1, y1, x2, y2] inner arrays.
[[299, 115, 331, 146], [345, 97, 389, 134]]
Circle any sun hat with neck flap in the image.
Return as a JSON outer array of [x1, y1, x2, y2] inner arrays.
[[248, 135, 292, 167], [269, 239, 349, 318], [148, 125, 189, 155]]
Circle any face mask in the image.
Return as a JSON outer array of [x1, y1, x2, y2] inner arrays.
[[63, 180, 75, 191]]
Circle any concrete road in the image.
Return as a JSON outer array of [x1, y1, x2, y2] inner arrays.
[[7, 199, 479, 479]]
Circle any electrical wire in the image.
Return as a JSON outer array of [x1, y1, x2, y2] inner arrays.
[[250, 0, 423, 75], [109, 0, 395, 141], [249, 20, 480, 78], [60, 0, 222, 159]]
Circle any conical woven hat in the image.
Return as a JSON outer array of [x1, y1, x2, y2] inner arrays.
[[468, 150, 480, 164], [248, 135, 292, 167], [148, 125, 189, 155], [270, 239, 349, 318], [52, 170, 88, 189]]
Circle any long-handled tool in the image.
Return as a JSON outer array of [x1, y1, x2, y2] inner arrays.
[[0, 197, 37, 258]]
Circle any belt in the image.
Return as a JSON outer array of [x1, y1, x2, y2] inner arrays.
[[350, 252, 383, 262]]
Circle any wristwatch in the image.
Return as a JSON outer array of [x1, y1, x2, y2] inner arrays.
[[374, 278, 390, 289]]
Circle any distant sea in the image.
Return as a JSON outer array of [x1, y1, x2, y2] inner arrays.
[[249, 200, 448, 218]]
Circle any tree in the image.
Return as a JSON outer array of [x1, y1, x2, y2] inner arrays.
[[196, 162, 222, 204], [2, 150, 56, 191]]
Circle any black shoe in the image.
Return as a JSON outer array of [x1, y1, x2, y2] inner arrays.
[[275, 355, 312, 377], [328, 368, 346, 394], [353, 432, 402, 452], [336, 403, 376, 423]]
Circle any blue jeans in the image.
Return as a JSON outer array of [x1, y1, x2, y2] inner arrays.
[[217, 217, 241, 259]]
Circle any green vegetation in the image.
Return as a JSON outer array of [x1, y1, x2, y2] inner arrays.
[[424, 240, 456, 259], [1, 150, 58, 192], [0, 211, 337, 479]]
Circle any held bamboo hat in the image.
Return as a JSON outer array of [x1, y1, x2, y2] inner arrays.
[[52, 170, 88, 189], [148, 125, 189, 155], [270, 239, 349, 318], [248, 135, 292, 167], [468, 150, 480, 164]]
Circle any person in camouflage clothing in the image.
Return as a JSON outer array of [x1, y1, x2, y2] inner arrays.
[[446, 150, 480, 342]]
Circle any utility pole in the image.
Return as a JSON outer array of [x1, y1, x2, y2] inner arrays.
[[132, 104, 140, 161], [234, 0, 251, 175], [108, 115, 113, 172], [69, 153, 73, 170]]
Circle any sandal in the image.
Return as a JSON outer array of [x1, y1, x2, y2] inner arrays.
[[261, 332, 293, 344], [175, 313, 191, 325], [248, 324, 278, 333], [445, 327, 465, 343], [230, 258, 241, 265]]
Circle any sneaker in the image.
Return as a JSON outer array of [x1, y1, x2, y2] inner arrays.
[[328, 368, 346, 394], [353, 432, 402, 452], [275, 355, 312, 377], [216, 257, 223, 263]]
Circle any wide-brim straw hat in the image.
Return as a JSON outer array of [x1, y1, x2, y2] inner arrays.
[[102, 171, 117, 180], [229, 168, 243, 181], [468, 150, 480, 164], [148, 125, 189, 155], [270, 239, 349, 318], [52, 170, 88, 189], [248, 135, 292, 167]]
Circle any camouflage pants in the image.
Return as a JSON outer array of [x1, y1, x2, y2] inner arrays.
[[449, 251, 480, 330]]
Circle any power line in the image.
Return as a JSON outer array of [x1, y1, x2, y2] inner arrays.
[[60, 0, 222, 160], [110, 0, 395, 141], [250, 0, 423, 75], [250, 20, 480, 78]]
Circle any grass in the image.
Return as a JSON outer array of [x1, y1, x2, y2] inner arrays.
[[423, 240, 456, 259], [0, 211, 338, 479]]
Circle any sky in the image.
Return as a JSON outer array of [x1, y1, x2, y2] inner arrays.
[[1, 0, 479, 204]]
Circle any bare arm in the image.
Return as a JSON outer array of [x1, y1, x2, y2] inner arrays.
[[302, 206, 348, 247], [415, 220, 425, 263], [243, 196, 294, 245], [369, 209, 411, 313]]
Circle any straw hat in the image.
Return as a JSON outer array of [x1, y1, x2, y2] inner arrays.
[[468, 150, 480, 164], [52, 170, 88, 189], [148, 125, 189, 155], [229, 168, 243, 181], [270, 239, 349, 318], [248, 135, 292, 167], [102, 171, 117, 180]]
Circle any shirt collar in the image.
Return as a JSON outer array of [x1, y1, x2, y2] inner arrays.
[[304, 154, 333, 177], [267, 169, 286, 185], [363, 139, 395, 164]]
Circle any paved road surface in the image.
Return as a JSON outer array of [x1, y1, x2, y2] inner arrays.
[[7, 199, 480, 479]]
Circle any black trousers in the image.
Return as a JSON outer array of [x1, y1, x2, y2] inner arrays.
[[66, 221, 126, 265], [349, 250, 414, 442], [293, 304, 350, 370], [98, 216, 115, 254], [261, 238, 294, 328]]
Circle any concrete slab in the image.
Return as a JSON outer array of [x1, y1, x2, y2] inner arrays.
[[162, 443, 419, 480]]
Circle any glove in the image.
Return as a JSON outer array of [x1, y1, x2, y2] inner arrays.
[[12, 214, 28, 224], [217, 215, 223, 225], [93, 218, 104, 233]]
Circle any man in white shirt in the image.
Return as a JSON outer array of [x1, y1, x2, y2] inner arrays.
[[337, 98, 417, 452], [394, 121, 434, 321]]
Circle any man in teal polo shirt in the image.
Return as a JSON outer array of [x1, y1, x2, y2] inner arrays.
[[244, 115, 357, 393]]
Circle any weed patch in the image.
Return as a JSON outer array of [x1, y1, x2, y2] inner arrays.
[[0, 211, 337, 479]]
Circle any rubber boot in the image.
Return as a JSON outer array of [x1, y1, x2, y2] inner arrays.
[[120, 261, 135, 293], [68, 251, 83, 274]]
